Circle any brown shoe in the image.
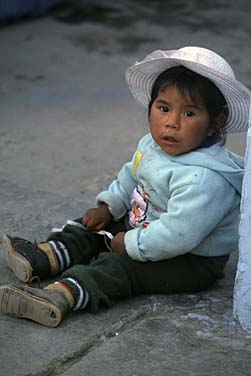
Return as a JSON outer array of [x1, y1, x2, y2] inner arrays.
[[0, 284, 74, 327], [2, 234, 59, 282]]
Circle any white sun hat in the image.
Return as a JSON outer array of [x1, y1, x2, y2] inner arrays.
[[126, 46, 251, 133]]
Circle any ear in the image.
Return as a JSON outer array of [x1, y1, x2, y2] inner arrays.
[[207, 111, 226, 137], [214, 111, 227, 130]]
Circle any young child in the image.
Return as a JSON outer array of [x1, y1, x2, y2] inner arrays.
[[0, 46, 250, 327]]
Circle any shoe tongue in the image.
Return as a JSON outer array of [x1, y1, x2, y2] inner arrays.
[[38, 243, 59, 276]]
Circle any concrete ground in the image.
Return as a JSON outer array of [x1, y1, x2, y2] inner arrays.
[[0, 1, 251, 375]]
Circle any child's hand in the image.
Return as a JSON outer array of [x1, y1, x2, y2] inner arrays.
[[82, 203, 112, 231], [111, 232, 127, 254]]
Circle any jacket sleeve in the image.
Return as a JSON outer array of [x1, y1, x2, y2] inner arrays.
[[124, 171, 238, 261], [96, 159, 137, 220], [96, 134, 152, 220]]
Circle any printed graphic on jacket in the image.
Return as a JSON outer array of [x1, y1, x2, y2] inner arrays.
[[129, 185, 150, 228], [132, 150, 143, 177]]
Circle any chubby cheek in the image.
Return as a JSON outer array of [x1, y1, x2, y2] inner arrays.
[[193, 126, 210, 143], [149, 114, 163, 138]]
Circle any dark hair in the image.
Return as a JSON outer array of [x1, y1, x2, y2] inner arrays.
[[148, 66, 228, 145]]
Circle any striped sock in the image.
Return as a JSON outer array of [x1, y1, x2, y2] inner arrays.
[[48, 240, 71, 272], [59, 278, 89, 311]]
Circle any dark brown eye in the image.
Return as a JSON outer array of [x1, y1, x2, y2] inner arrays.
[[160, 106, 169, 112], [184, 111, 194, 117]]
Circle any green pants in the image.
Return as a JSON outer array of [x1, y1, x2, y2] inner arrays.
[[47, 218, 228, 313]]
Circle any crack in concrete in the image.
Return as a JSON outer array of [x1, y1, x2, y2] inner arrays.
[[25, 303, 156, 376]]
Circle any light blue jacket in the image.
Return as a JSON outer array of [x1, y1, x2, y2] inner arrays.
[[96, 133, 244, 262]]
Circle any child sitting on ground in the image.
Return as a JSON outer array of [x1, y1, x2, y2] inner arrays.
[[0, 46, 250, 327]]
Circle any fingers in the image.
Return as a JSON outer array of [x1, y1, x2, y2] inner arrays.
[[82, 216, 99, 230], [111, 232, 126, 253], [82, 207, 110, 231], [82, 209, 97, 229]]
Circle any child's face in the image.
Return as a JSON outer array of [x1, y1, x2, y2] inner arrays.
[[149, 85, 211, 156]]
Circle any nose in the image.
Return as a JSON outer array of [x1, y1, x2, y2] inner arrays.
[[165, 112, 180, 129]]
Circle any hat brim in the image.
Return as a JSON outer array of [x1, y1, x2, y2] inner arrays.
[[126, 58, 250, 133]]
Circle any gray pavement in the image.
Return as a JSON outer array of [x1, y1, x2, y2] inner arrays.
[[1, 1, 251, 375]]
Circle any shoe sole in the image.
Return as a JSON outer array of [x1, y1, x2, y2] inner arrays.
[[0, 285, 62, 327], [2, 235, 34, 283]]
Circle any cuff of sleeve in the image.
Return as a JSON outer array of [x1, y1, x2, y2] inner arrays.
[[124, 228, 146, 262], [96, 191, 127, 220]]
